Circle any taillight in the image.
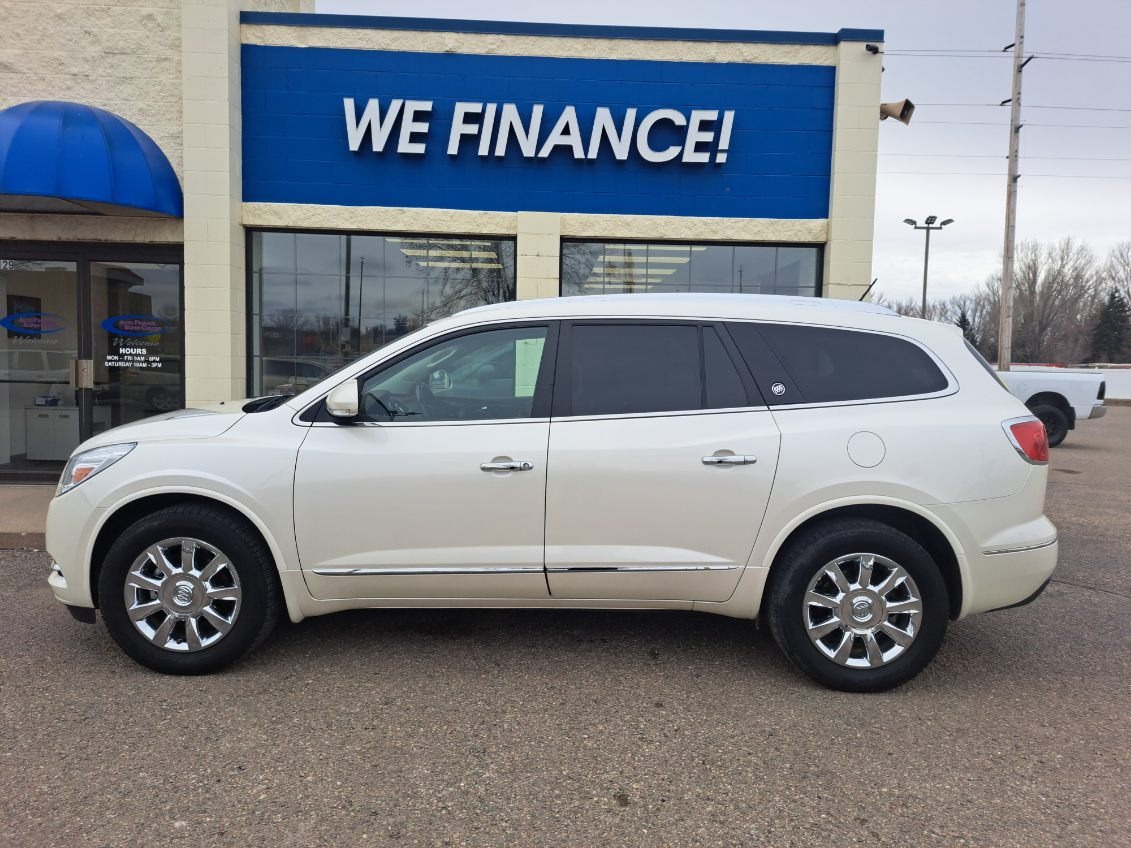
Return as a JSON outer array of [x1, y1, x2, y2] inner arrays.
[[1003, 417, 1049, 464], [1098, 381, 1106, 401]]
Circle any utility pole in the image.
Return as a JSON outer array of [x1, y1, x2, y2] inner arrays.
[[998, 0, 1030, 370]]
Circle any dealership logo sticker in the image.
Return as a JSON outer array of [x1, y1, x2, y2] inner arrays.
[[101, 315, 169, 338], [0, 312, 67, 335]]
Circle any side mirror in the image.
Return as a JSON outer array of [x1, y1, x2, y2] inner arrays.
[[325, 380, 360, 421]]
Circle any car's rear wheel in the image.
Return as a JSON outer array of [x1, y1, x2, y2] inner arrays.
[[1030, 403, 1069, 448], [764, 518, 949, 692], [98, 504, 281, 674]]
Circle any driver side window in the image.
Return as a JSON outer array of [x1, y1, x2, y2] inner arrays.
[[358, 325, 549, 423]]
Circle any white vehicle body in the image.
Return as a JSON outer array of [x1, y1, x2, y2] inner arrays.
[[997, 368, 1107, 446], [45, 294, 1058, 690]]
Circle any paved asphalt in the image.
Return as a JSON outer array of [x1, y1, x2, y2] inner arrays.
[[2, 410, 1129, 847]]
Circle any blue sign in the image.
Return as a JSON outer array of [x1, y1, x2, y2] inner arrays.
[[242, 46, 835, 219], [100, 315, 169, 337], [1, 312, 66, 335]]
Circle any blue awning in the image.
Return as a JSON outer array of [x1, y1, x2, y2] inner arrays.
[[0, 100, 182, 217]]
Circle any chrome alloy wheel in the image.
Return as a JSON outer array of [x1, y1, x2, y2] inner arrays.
[[122, 538, 242, 652], [802, 553, 923, 669]]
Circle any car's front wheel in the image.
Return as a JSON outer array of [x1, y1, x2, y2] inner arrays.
[[764, 518, 949, 692], [98, 504, 281, 674]]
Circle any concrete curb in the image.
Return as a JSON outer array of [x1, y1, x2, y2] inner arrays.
[[0, 533, 46, 551]]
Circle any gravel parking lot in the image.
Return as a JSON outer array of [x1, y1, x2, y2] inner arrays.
[[2, 409, 1128, 848]]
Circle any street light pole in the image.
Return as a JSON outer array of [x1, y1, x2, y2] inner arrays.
[[903, 216, 954, 319]]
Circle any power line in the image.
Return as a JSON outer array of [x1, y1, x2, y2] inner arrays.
[[911, 120, 1131, 128], [878, 171, 1131, 180], [917, 103, 1131, 112], [880, 152, 1131, 161], [889, 49, 1131, 59], [884, 50, 1131, 63]]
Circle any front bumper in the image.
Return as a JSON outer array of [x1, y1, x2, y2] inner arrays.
[[45, 487, 105, 611]]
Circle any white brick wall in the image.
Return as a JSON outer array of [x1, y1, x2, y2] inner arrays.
[[0, 0, 183, 176], [823, 41, 883, 300]]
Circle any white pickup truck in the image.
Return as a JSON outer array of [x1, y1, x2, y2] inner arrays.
[[997, 368, 1107, 447]]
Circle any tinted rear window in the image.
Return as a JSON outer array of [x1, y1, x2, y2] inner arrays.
[[729, 323, 948, 404]]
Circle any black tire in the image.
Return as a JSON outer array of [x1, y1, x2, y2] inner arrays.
[[1030, 403, 1068, 448], [764, 518, 949, 693], [98, 504, 281, 674]]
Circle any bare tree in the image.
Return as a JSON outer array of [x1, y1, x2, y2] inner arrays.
[[877, 238, 1107, 364], [1105, 241, 1131, 307], [1008, 239, 1101, 363]]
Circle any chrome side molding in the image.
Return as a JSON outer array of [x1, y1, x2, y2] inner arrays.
[[545, 564, 737, 573], [311, 565, 546, 576]]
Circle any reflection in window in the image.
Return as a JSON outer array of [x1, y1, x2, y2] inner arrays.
[[250, 233, 516, 396], [561, 241, 820, 297]]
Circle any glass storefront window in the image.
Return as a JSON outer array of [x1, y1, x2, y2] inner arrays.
[[249, 232, 516, 396], [561, 241, 821, 297], [90, 262, 184, 427]]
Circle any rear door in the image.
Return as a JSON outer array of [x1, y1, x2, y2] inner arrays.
[[544, 321, 781, 602]]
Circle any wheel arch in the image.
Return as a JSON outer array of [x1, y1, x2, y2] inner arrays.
[[758, 503, 964, 621], [88, 490, 303, 622], [1025, 391, 1070, 413]]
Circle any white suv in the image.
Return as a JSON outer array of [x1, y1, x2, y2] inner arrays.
[[46, 294, 1057, 691]]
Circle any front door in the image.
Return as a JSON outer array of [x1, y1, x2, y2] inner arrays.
[[0, 257, 81, 477], [0, 249, 184, 480], [295, 322, 557, 600], [544, 321, 782, 602]]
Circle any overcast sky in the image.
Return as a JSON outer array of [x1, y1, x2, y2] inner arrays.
[[318, 0, 1131, 303]]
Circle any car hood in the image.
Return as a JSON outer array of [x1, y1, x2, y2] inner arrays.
[[72, 402, 249, 454]]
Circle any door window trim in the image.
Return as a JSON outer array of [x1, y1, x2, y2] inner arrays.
[[550, 319, 768, 421], [302, 319, 560, 426]]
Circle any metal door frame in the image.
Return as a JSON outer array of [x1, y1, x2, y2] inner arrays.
[[0, 240, 184, 482]]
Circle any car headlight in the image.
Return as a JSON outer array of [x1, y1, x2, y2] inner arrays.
[[57, 443, 136, 496]]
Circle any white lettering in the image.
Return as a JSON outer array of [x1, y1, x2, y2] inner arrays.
[[682, 109, 718, 163], [344, 100, 736, 164], [397, 100, 432, 154], [715, 110, 735, 163], [343, 97, 403, 153], [448, 102, 483, 156], [494, 103, 543, 158], [537, 106, 585, 159], [587, 107, 637, 160], [478, 103, 497, 157], [636, 109, 687, 163]]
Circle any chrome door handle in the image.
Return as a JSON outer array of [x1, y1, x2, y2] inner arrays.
[[480, 461, 534, 472], [702, 454, 757, 466]]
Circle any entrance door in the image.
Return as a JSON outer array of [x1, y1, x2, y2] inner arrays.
[[0, 258, 80, 477], [0, 249, 184, 480], [89, 261, 184, 430]]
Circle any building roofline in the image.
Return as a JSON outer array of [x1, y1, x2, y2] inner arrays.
[[239, 12, 883, 46]]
